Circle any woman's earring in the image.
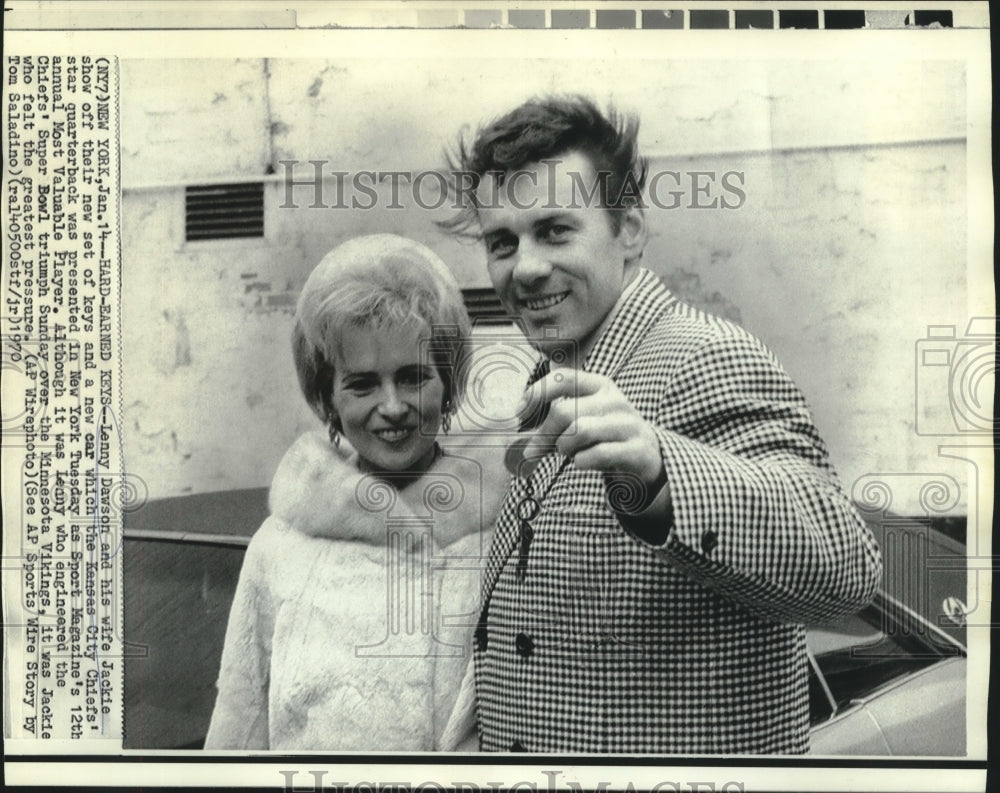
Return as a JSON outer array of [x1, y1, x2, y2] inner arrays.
[[441, 400, 453, 435], [327, 414, 341, 448]]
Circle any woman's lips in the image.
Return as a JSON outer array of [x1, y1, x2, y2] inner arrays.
[[372, 427, 414, 443]]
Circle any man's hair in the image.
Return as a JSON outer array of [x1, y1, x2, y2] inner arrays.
[[440, 95, 647, 237], [292, 234, 471, 425]]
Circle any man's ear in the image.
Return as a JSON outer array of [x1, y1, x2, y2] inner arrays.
[[619, 206, 647, 262]]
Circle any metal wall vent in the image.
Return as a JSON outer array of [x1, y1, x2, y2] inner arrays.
[[185, 182, 264, 241], [462, 288, 514, 325]]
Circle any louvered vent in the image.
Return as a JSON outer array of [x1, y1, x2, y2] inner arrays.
[[185, 182, 264, 241], [462, 288, 514, 325]]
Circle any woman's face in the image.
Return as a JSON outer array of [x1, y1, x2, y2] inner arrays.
[[331, 322, 445, 475]]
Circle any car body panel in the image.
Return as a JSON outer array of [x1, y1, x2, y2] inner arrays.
[[864, 658, 966, 755], [809, 704, 892, 755], [810, 657, 965, 756]]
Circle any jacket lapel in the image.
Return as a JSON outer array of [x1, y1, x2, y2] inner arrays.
[[583, 268, 677, 379], [480, 270, 676, 609], [479, 357, 551, 606]]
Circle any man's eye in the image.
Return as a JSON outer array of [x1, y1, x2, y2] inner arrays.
[[487, 234, 517, 258], [543, 224, 572, 242]]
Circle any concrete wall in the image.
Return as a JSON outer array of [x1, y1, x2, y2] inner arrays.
[[119, 57, 977, 515]]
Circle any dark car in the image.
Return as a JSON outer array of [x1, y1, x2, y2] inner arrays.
[[123, 490, 967, 754]]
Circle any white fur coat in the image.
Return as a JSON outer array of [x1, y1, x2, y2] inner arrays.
[[204, 431, 504, 751]]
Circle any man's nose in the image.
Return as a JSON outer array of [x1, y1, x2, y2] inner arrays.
[[511, 242, 552, 285]]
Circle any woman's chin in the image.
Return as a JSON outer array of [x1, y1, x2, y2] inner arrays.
[[357, 440, 437, 475]]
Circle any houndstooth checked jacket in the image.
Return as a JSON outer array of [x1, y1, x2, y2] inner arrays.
[[473, 268, 882, 754]]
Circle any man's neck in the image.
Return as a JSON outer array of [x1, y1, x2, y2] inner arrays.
[[553, 264, 642, 369]]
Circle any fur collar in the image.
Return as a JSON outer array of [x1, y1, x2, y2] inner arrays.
[[268, 431, 499, 548]]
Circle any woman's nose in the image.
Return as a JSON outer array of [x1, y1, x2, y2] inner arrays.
[[377, 386, 408, 419]]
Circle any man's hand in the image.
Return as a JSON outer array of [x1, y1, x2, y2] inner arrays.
[[518, 370, 663, 487], [514, 370, 673, 542]]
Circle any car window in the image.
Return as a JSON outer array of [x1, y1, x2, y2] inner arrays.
[[806, 517, 968, 728], [806, 597, 963, 726], [806, 612, 881, 656]]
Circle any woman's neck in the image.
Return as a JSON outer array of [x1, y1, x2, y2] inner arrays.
[[355, 442, 444, 490]]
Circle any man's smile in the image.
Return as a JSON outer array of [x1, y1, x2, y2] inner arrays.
[[519, 291, 570, 312]]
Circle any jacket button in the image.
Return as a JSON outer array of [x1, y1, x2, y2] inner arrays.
[[515, 632, 534, 658], [701, 530, 718, 554], [511, 740, 527, 752]]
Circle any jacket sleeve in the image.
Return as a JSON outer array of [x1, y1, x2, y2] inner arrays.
[[203, 521, 277, 749], [649, 332, 882, 624]]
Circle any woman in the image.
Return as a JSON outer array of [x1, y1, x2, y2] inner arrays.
[[205, 235, 507, 751]]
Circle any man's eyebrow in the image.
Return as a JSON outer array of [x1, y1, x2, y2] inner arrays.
[[481, 211, 575, 235], [532, 212, 576, 229], [536, 211, 575, 223]]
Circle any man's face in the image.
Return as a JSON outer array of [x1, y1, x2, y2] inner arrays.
[[476, 151, 645, 356]]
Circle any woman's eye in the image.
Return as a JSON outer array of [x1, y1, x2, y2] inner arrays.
[[400, 369, 430, 388], [344, 379, 376, 395]]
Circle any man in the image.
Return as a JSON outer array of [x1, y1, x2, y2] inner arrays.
[[442, 96, 881, 754]]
